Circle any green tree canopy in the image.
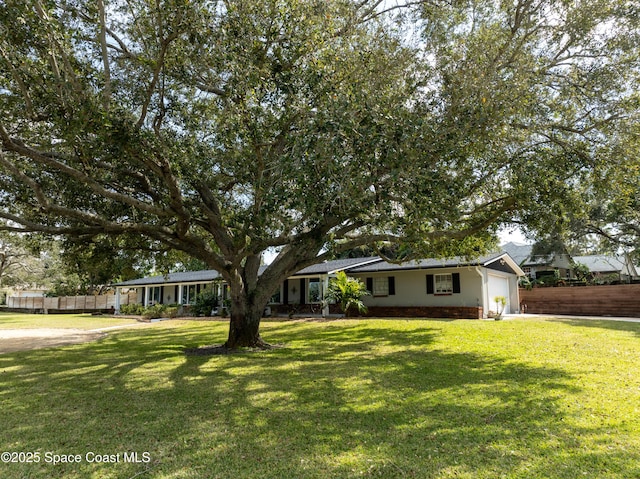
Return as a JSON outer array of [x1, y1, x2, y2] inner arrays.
[[1, 0, 638, 348], [0, 232, 47, 290]]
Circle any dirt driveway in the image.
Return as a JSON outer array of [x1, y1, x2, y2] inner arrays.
[[0, 328, 109, 354]]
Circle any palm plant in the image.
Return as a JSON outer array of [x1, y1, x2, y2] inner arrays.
[[326, 271, 370, 317], [494, 296, 507, 320]]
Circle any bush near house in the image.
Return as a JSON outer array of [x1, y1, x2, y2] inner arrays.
[[119, 303, 145, 315], [191, 289, 219, 317], [119, 303, 179, 319], [326, 271, 370, 317]]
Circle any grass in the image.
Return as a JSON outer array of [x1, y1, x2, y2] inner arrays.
[[0, 312, 139, 330], [0, 315, 639, 478]]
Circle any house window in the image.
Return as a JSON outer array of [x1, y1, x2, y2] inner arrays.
[[435, 274, 453, 294], [181, 284, 198, 305], [308, 279, 322, 303], [367, 276, 396, 297], [427, 273, 460, 295], [373, 277, 388, 296], [149, 286, 162, 304]]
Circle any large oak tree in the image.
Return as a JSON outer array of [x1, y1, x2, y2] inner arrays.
[[1, 0, 638, 348]]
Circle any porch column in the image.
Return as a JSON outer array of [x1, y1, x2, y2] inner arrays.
[[178, 284, 184, 305], [475, 267, 488, 319], [144, 286, 150, 307], [115, 287, 121, 314], [322, 275, 330, 317]]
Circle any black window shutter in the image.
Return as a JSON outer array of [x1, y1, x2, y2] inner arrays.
[[388, 276, 396, 295], [174, 285, 179, 303], [366, 277, 373, 293], [452, 273, 461, 293], [426, 275, 434, 294], [160, 286, 164, 304], [300, 278, 306, 304]]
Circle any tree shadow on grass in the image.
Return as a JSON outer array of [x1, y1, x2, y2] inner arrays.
[[549, 318, 640, 338], [0, 320, 638, 478]]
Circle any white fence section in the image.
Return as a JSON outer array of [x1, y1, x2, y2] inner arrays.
[[7, 293, 137, 311]]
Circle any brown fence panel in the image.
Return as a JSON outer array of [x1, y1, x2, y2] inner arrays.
[[44, 297, 59, 310], [85, 296, 96, 310], [126, 292, 137, 304], [519, 284, 640, 317]]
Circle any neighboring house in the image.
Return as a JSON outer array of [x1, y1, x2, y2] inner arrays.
[[113, 252, 524, 319], [501, 242, 573, 280], [5, 287, 47, 298], [572, 254, 639, 283]]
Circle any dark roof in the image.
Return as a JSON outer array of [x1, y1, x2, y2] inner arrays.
[[114, 252, 523, 287], [501, 242, 533, 265], [572, 255, 626, 273], [113, 269, 223, 287], [112, 258, 378, 286], [290, 257, 381, 276], [348, 252, 511, 273]]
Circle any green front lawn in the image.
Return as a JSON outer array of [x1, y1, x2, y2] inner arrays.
[[0, 316, 639, 478]]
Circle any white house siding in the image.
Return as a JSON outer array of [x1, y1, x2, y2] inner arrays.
[[351, 267, 484, 309]]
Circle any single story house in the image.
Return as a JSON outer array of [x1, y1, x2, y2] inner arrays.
[[501, 241, 573, 280], [572, 254, 639, 283], [113, 252, 524, 319]]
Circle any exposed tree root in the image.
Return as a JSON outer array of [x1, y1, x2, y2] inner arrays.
[[184, 341, 282, 356]]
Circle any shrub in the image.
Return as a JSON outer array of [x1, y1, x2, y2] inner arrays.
[[120, 303, 144, 315], [493, 296, 507, 320], [191, 289, 219, 317], [519, 276, 532, 290], [326, 271, 370, 317], [120, 303, 180, 319], [142, 303, 168, 320]]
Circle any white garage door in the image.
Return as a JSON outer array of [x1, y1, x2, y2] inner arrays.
[[488, 274, 510, 314]]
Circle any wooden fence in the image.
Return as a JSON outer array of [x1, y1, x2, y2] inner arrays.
[[6, 292, 137, 312], [519, 284, 640, 318]]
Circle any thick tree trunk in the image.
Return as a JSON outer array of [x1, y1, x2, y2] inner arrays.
[[223, 293, 269, 349], [220, 245, 325, 349]]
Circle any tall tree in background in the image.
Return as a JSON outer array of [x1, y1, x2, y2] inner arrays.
[[1, 0, 638, 348], [573, 122, 640, 260], [54, 235, 154, 294], [0, 232, 46, 291]]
